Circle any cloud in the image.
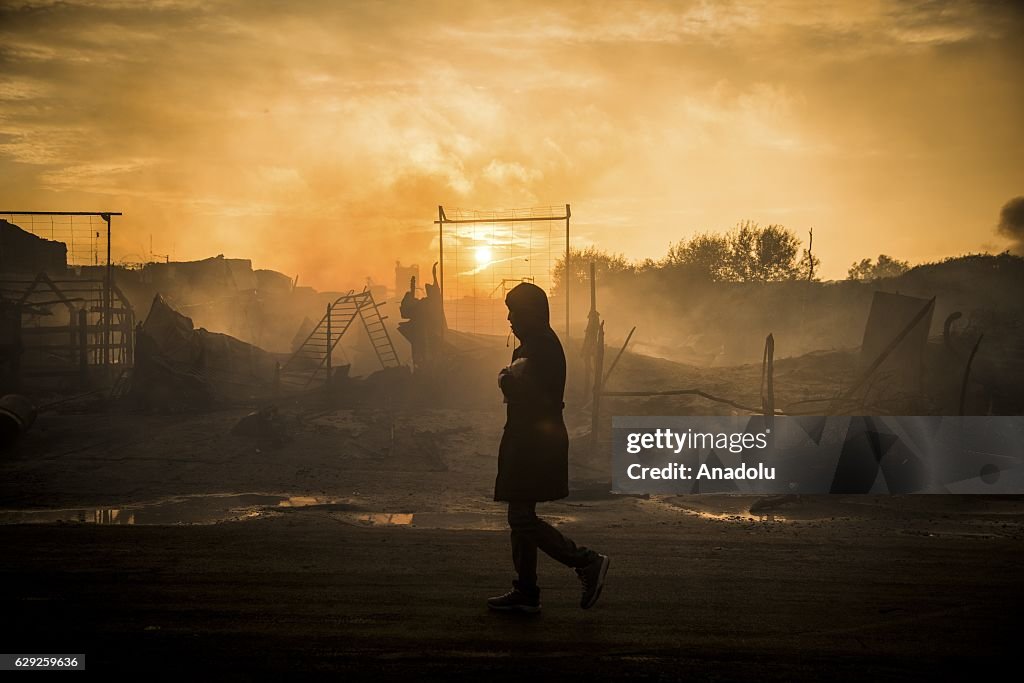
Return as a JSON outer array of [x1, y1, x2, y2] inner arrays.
[[997, 196, 1024, 255], [0, 0, 1021, 286]]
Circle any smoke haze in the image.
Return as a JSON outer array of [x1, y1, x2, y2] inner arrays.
[[1, 0, 1022, 288], [998, 196, 1024, 255]]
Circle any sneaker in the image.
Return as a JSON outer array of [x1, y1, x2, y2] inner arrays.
[[575, 554, 610, 609], [487, 585, 541, 614]]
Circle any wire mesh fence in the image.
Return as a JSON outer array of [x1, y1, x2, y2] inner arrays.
[[0, 212, 110, 268], [438, 205, 569, 337]]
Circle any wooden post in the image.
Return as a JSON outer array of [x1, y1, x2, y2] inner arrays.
[[582, 261, 597, 400], [589, 261, 596, 313], [125, 309, 134, 367], [959, 334, 983, 416], [764, 333, 775, 431], [591, 321, 605, 456], [565, 203, 571, 345], [437, 206, 445, 300], [103, 214, 111, 373], [78, 308, 88, 386], [807, 228, 814, 282]]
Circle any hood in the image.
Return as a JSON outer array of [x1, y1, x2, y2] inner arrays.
[[505, 282, 550, 328]]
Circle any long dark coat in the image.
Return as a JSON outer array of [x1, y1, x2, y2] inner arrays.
[[494, 284, 569, 503]]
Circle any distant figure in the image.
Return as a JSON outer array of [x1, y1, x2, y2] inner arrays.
[[398, 262, 447, 373], [488, 282, 609, 613], [422, 261, 447, 350], [398, 275, 426, 370]]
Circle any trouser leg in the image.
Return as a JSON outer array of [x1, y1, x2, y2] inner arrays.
[[508, 502, 597, 589], [509, 501, 539, 591]]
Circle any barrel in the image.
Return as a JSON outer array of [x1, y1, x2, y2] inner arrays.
[[0, 394, 36, 447]]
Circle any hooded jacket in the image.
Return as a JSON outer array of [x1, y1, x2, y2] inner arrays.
[[494, 282, 569, 502]]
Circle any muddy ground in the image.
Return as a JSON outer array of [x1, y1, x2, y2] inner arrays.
[[2, 394, 1022, 680]]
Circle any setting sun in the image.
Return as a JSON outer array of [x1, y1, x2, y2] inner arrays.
[[475, 245, 493, 266]]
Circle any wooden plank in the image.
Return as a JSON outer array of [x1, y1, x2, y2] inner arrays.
[[591, 321, 605, 457]]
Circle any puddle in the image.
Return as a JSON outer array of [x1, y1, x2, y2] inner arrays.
[[564, 485, 648, 502], [0, 495, 576, 531], [335, 511, 576, 531], [678, 507, 792, 523], [648, 497, 800, 524], [0, 493, 347, 526], [350, 513, 415, 526]]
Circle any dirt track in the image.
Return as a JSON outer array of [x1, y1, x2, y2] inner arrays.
[[2, 508, 1021, 680], [1, 405, 1022, 679]]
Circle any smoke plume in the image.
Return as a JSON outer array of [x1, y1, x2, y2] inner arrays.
[[997, 196, 1024, 255]]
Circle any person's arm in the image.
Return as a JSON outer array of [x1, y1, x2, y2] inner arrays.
[[500, 339, 561, 404], [499, 358, 537, 403]]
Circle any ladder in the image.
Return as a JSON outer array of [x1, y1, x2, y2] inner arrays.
[[357, 291, 401, 369], [281, 289, 400, 389]]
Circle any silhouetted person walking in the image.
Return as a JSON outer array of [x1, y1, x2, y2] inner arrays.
[[488, 282, 609, 613]]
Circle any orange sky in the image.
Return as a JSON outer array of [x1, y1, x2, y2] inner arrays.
[[1, 0, 1022, 289]]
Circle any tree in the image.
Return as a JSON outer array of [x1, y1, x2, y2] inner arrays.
[[552, 246, 635, 295], [848, 258, 873, 280], [664, 221, 811, 282], [720, 221, 804, 282], [798, 246, 821, 281], [664, 232, 730, 280], [554, 222, 817, 290], [737, 222, 801, 281], [847, 254, 910, 281]]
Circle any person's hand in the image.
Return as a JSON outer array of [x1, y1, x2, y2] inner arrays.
[[509, 358, 528, 378]]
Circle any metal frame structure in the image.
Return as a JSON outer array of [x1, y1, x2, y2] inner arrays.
[[1, 211, 122, 371], [281, 288, 400, 389], [0, 274, 134, 385], [435, 204, 571, 342]]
